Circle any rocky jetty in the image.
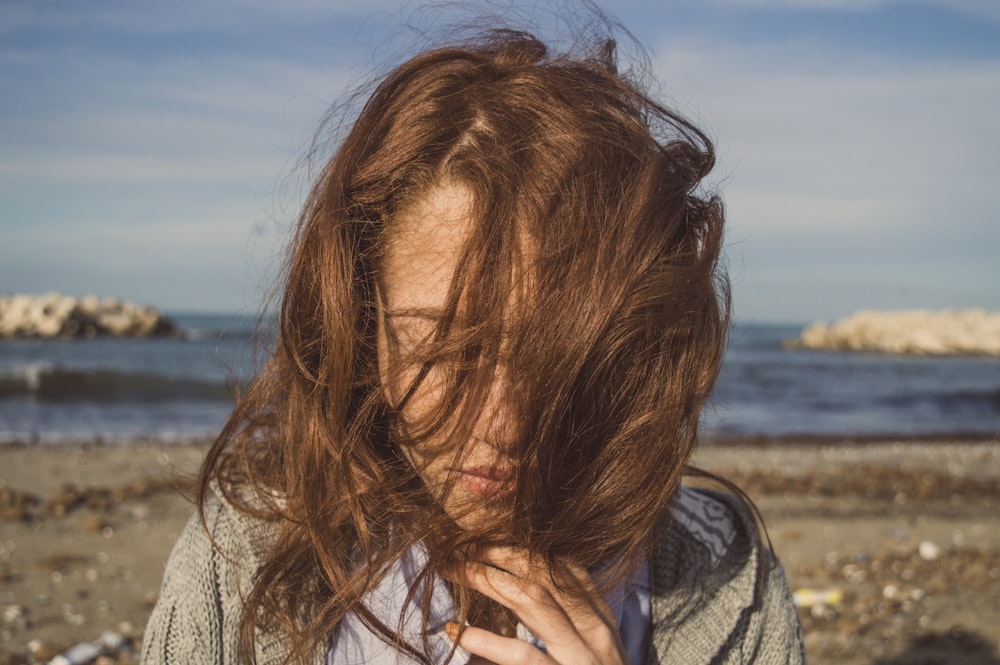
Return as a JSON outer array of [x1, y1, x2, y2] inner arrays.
[[788, 309, 1000, 356], [0, 293, 178, 339]]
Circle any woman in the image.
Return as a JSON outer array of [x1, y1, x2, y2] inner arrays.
[[142, 24, 804, 665]]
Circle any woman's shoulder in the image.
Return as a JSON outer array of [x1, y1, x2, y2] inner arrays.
[[666, 486, 754, 567], [651, 486, 762, 613], [646, 486, 805, 664], [140, 488, 289, 665], [205, 485, 285, 557]]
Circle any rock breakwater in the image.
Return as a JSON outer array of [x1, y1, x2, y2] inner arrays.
[[0, 293, 178, 339], [788, 309, 1000, 356]]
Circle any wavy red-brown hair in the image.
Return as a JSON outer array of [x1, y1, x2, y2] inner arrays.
[[198, 26, 729, 665]]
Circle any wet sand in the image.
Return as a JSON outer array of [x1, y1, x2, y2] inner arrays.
[[1, 438, 998, 665]]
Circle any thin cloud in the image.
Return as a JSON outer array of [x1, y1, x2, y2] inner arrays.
[[699, 0, 1000, 22], [0, 0, 404, 36], [656, 37, 1000, 227], [650, 32, 1000, 318], [2, 0, 997, 317]]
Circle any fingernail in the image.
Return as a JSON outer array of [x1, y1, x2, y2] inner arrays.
[[444, 622, 460, 640], [442, 623, 472, 661]]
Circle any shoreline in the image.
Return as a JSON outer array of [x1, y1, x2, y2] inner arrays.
[[2, 438, 998, 664], [702, 431, 1000, 445], [2, 429, 997, 448]]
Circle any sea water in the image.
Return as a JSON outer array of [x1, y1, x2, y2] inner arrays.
[[0, 313, 259, 443], [704, 322, 1000, 440], [0, 316, 997, 444]]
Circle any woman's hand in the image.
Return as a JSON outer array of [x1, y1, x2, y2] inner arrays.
[[444, 547, 628, 665]]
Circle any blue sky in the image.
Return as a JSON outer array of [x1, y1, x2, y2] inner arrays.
[[1, 0, 997, 323]]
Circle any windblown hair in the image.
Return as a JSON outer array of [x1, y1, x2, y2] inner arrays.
[[199, 26, 729, 665]]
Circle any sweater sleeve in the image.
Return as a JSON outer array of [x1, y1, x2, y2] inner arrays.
[[140, 497, 245, 665], [648, 488, 806, 664], [741, 553, 806, 664]]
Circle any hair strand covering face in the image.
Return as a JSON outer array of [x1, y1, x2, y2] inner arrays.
[[197, 23, 729, 665]]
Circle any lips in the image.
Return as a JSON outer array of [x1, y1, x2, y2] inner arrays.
[[454, 465, 514, 497], [461, 465, 510, 480]]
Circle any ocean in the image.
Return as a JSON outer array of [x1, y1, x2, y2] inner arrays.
[[0, 315, 997, 444]]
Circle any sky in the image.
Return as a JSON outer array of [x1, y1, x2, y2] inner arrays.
[[1, 0, 998, 323]]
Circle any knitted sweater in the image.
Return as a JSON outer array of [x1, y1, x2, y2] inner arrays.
[[141, 487, 805, 664]]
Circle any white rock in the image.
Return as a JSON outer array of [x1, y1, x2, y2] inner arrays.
[[791, 309, 1000, 356], [918, 540, 941, 561], [0, 293, 178, 339]]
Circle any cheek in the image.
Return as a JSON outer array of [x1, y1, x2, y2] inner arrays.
[[376, 317, 458, 487], [387, 366, 456, 487], [396, 366, 448, 424], [377, 333, 448, 475], [377, 332, 447, 425]]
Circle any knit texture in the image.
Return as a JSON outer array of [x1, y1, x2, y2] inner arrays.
[[141, 487, 805, 664]]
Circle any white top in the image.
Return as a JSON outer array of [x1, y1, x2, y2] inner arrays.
[[327, 546, 652, 665]]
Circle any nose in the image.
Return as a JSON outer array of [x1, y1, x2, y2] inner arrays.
[[474, 362, 517, 450]]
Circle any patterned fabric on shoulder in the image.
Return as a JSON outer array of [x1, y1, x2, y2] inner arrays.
[[669, 487, 741, 566]]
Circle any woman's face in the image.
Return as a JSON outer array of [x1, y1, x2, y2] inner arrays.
[[377, 183, 515, 527]]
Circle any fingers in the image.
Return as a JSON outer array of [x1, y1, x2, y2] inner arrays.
[[445, 623, 551, 665], [473, 547, 617, 629], [460, 556, 580, 649], [446, 547, 627, 665]]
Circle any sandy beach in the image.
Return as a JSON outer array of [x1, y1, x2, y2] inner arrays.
[[1, 438, 997, 665]]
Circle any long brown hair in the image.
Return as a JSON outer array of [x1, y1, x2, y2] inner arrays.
[[198, 25, 729, 665]]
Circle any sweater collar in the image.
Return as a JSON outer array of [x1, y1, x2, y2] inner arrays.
[[646, 487, 762, 665]]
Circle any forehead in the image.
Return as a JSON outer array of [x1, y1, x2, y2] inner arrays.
[[381, 183, 474, 313]]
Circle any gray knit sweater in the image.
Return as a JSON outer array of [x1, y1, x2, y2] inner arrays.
[[141, 487, 805, 664]]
